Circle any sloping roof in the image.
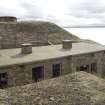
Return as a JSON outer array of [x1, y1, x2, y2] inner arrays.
[[0, 42, 105, 67]]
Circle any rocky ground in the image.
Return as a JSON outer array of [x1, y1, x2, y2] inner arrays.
[[1, 71, 105, 105]]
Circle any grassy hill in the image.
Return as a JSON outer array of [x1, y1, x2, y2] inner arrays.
[[1, 71, 105, 105], [0, 21, 80, 49]]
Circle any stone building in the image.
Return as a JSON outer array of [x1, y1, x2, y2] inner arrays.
[[0, 40, 105, 88]]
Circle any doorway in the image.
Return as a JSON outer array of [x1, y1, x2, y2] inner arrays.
[[32, 66, 44, 82]]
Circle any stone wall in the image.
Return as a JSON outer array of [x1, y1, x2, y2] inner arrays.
[[71, 51, 104, 77], [0, 51, 104, 88], [0, 57, 70, 87], [0, 23, 47, 48]]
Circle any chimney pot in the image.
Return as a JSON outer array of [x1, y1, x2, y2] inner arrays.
[[62, 40, 73, 49], [21, 43, 32, 54]]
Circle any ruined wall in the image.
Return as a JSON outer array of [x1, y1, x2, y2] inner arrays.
[[71, 51, 104, 77], [0, 23, 47, 49], [1, 51, 104, 87], [0, 57, 70, 87]]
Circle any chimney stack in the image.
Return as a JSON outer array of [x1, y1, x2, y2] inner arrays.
[[21, 43, 32, 54], [62, 40, 73, 49]]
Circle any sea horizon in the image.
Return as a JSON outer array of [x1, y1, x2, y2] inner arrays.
[[64, 27, 105, 45]]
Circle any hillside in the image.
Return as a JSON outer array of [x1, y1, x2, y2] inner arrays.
[[1, 72, 105, 105], [0, 21, 80, 49], [81, 39, 102, 45]]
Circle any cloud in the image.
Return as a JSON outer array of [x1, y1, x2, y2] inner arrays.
[[19, 0, 47, 20], [0, 0, 27, 17], [0, 0, 105, 25], [75, 0, 105, 13], [61, 0, 105, 25], [66, 0, 105, 24]]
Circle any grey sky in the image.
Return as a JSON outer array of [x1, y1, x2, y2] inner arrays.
[[0, 0, 105, 26]]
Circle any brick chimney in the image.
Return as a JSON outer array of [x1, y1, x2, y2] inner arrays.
[[62, 40, 73, 49], [21, 43, 32, 54]]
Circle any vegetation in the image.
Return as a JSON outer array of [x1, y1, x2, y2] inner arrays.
[[0, 21, 80, 49], [1, 72, 105, 105]]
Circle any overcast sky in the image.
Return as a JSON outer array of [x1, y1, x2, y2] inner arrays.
[[0, 0, 105, 26]]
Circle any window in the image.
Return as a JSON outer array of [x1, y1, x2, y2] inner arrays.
[[32, 66, 44, 82], [91, 63, 97, 73], [0, 73, 8, 88], [77, 64, 89, 72], [52, 64, 61, 77]]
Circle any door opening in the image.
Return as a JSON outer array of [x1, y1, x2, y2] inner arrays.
[[32, 66, 44, 82]]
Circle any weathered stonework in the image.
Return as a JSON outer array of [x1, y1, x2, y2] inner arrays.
[[0, 21, 79, 49], [71, 51, 104, 77], [0, 50, 105, 88], [1, 57, 70, 87]]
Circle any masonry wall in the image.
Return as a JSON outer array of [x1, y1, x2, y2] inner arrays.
[[0, 57, 71, 87], [71, 51, 104, 77], [0, 23, 48, 49], [0, 51, 104, 87]]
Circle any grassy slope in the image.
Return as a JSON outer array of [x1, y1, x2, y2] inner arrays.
[[81, 39, 101, 45], [0, 21, 80, 48], [1, 72, 105, 105], [17, 21, 80, 44], [0, 21, 101, 49]]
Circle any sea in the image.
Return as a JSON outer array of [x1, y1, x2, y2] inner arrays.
[[64, 27, 105, 45]]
